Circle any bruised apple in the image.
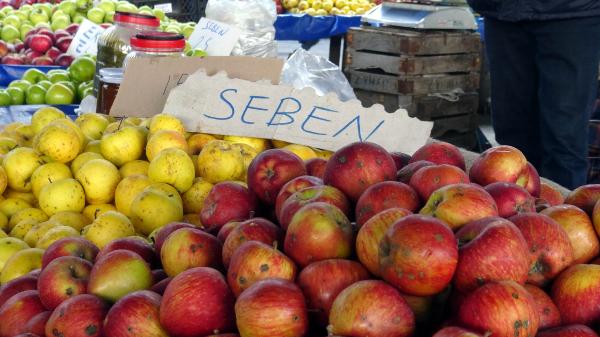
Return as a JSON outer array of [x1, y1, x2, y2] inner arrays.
[[274, 175, 323, 220], [469, 145, 529, 187], [408, 141, 466, 170], [355, 181, 420, 228], [524, 284, 561, 329], [551, 264, 600, 326], [221, 217, 282, 268], [408, 164, 469, 201], [484, 182, 535, 218]]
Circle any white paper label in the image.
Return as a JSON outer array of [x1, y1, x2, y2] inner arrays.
[[154, 3, 173, 13], [187, 18, 242, 56], [66, 19, 105, 57]]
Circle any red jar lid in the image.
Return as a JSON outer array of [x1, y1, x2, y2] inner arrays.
[[131, 31, 186, 50], [114, 11, 160, 27]]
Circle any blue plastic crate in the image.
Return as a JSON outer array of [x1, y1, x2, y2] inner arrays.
[[0, 104, 79, 125], [0, 64, 67, 87]]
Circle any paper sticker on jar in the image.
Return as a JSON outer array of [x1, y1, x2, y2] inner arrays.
[[187, 18, 242, 56]]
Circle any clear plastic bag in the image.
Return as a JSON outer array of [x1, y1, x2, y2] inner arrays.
[[205, 0, 278, 58], [280, 48, 357, 102]]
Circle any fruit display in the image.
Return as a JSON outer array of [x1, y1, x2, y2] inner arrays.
[[282, 0, 378, 16], [0, 56, 94, 105], [0, 25, 77, 65], [0, 108, 600, 336]]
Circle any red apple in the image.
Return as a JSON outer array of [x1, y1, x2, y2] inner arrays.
[[540, 182, 565, 206], [160, 227, 222, 277], [29, 34, 52, 53], [201, 182, 258, 233], [419, 183, 499, 231], [45, 47, 61, 61], [380, 214, 458, 296], [278, 185, 351, 230], [469, 145, 529, 187], [152, 222, 196, 255], [0, 41, 8, 58], [536, 325, 600, 337], [13, 42, 24, 53], [88, 250, 153, 303], [484, 182, 536, 218], [458, 281, 539, 337], [541, 205, 600, 264], [55, 36, 72, 53], [551, 264, 600, 325], [397, 160, 435, 183], [53, 29, 70, 41], [32, 56, 53, 65], [409, 141, 466, 170], [524, 284, 561, 329], [509, 213, 574, 286], [37, 256, 92, 310], [227, 241, 297, 297], [355, 181, 420, 228], [391, 151, 412, 170], [454, 217, 530, 292], [323, 141, 397, 201], [235, 278, 308, 337], [41, 237, 98, 269], [409, 164, 469, 201], [247, 148, 307, 205], [0, 290, 46, 337], [284, 202, 353, 267], [432, 327, 483, 337], [104, 290, 169, 337], [274, 175, 323, 220], [45, 294, 108, 337], [356, 207, 412, 276], [151, 269, 167, 284], [328, 280, 415, 337], [65, 24, 80, 35], [160, 267, 235, 337], [206, 335, 240, 337], [55, 54, 74, 67], [2, 54, 24, 64], [400, 293, 435, 325], [305, 158, 327, 179], [36, 29, 54, 43], [221, 217, 282, 268], [565, 184, 600, 215], [297, 259, 369, 326], [150, 276, 171, 295], [0, 275, 38, 308], [96, 236, 158, 267], [524, 163, 541, 197], [216, 221, 240, 243], [23, 311, 50, 336]]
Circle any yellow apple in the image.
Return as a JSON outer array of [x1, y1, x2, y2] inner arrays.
[[182, 177, 213, 214], [0, 229, 6, 239], [103, 120, 136, 135], [70, 152, 104, 175], [84, 140, 102, 154], [144, 183, 183, 207], [336, 0, 347, 8], [223, 136, 271, 153], [83, 211, 135, 249], [31, 106, 65, 134], [36, 225, 79, 249], [49, 211, 91, 231], [50, 118, 87, 150], [100, 125, 147, 167], [3, 147, 43, 192], [76, 112, 110, 140], [38, 178, 86, 217], [197, 140, 245, 183], [231, 143, 259, 179], [0, 237, 29, 271], [182, 213, 204, 228], [0, 212, 6, 232], [0, 166, 6, 196], [23, 220, 59, 247], [148, 148, 195, 193], [145, 130, 189, 162], [298, 0, 309, 10], [114, 174, 152, 217], [0, 198, 32, 219], [31, 162, 73, 198], [119, 160, 150, 177], [10, 219, 39, 240], [323, 0, 333, 11], [83, 204, 118, 221], [0, 137, 18, 155], [149, 113, 186, 136], [130, 188, 183, 235], [75, 159, 121, 204], [271, 139, 291, 148], [282, 144, 318, 161], [124, 117, 143, 126], [7, 207, 48, 230], [3, 189, 36, 206], [187, 133, 218, 155], [0, 247, 43, 284]]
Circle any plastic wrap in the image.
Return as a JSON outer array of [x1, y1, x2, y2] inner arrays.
[[205, 0, 278, 57], [280, 48, 356, 101]]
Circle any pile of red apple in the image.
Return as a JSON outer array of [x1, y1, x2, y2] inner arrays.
[[3, 140, 600, 337], [0, 24, 77, 66]]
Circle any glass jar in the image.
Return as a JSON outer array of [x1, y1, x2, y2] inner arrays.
[[94, 11, 159, 94], [96, 68, 123, 115], [123, 32, 186, 67]]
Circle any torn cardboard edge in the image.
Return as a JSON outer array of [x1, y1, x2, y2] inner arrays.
[[162, 69, 433, 155]]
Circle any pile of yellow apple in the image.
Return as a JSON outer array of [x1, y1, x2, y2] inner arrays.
[[0, 107, 330, 285], [283, 0, 376, 16]]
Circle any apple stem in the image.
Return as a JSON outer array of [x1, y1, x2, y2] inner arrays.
[[272, 240, 279, 250]]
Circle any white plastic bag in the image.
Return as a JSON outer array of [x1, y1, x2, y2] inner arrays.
[[280, 48, 357, 102], [205, 0, 278, 58]]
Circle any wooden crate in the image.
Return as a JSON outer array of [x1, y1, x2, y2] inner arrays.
[[435, 131, 479, 151], [346, 49, 481, 76], [346, 26, 481, 56]]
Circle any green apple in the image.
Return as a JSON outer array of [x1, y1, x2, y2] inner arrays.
[[182, 24, 194, 39], [165, 24, 181, 33], [115, 3, 137, 13], [22, 68, 48, 84], [104, 10, 115, 23], [29, 8, 48, 25], [57, 0, 77, 16], [138, 5, 151, 11], [97, 0, 115, 13], [137, 9, 152, 16], [26, 84, 47, 105], [0, 12, 6, 21], [35, 3, 53, 18], [34, 22, 51, 29], [51, 15, 70, 31], [37, 80, 52, 90], [1, 7, 14, 16], [86, 7, 105, 24], [8, 80, 31, 92], [51, 10, 68, 21], [186, 49, 207, 57], [4, 15, 21, 28], [45, 83, 75, 105], [77, 80, 93, 100], [1, 25, 19, 42], [72, 13, 85, 24], [57, 81, 76, 94], [13, 11, 28, 23], [0, 90, 11, 106], [184, 40, 191, 53], [48, 70, 71, 83], [7, 87, 25, 105], [68, 56, 95, 83], [19, 24, 33, 41], [152, 8, 165, 20], [76, 0, 90, 10]]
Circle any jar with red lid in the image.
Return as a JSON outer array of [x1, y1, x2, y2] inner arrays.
[[94, 11, 160, 94], [123, 31, 186, 66]]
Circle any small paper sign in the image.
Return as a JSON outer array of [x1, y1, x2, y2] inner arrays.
[[67, 19, 105, 57], [187, 18, 242, 56], [163, 71, 433, 154], [154, 3, 173, 13]]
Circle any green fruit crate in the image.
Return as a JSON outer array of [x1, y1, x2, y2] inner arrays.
[[130, 0, 207, 22]]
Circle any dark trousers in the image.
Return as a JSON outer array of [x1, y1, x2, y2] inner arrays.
[[485, 16, 600, 189]]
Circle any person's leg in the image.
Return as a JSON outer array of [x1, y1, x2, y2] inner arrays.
[[484, 17, 541, 167], [534, 16, 600, 189]]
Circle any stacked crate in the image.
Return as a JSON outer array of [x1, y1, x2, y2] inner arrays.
[[344, 25, 482, 150]]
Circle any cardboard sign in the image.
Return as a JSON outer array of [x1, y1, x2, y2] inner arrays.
[[109, 56, 284, 117], [162, 71, 433, 154], [67, 19, 105, 57], [154, 3, 173, 13], [187, 18, 242, 56]]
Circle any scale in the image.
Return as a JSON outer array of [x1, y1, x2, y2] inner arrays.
[[361, 0, 478, 30]]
